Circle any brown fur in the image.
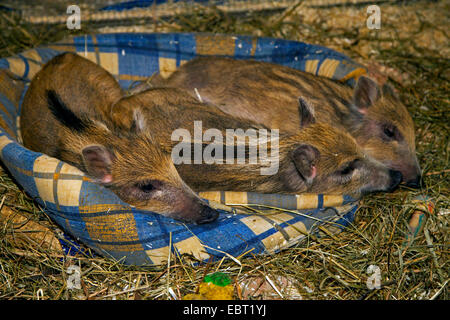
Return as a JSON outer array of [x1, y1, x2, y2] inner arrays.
[[112, 88, 401, 197], [150, 56, 421, 186], [20, 53, 219, 224]]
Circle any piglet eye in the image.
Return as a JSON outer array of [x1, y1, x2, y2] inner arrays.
[[384, 128, 394, 137], [383, 125, 397, 139], [339, 159, 361, 176], [340, 165, 354, 176], [136, 180, 162, 193], [139, 183, 154, 193]]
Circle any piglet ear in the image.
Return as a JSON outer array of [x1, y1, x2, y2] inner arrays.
[[382, 83, 399, 100], [298, 97, 316, 128], [131, 107, 147, 133], [352, 76, 381, 114], [109, 99, 147, 134], [82, 145, 114, 184], [291, 144, 320, 184]]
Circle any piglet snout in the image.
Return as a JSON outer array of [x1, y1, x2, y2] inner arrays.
[[387, 169, 403, 192], [195, 205, 220, 225], [405, 174, 422, 189]]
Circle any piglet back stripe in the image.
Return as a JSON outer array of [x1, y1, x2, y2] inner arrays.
[[46, 89, 88, 133]]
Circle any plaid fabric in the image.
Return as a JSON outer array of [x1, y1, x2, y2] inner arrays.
[[0, 32, 363, 266]]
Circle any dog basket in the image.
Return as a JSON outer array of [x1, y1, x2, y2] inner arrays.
[[0, 32, 364, 265]]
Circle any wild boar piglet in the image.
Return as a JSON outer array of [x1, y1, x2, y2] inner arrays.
[[20, 53, 219, 224], [145, 56, 421, 188], [111, 88, 402, 197]]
